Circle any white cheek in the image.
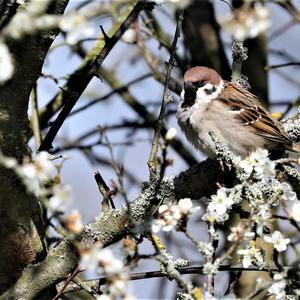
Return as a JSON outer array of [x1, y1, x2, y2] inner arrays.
[[196, 83, 214, 104], [195, 80, 224, 104], [180, 89, 185, 101]]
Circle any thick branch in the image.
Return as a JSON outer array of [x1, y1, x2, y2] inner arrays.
[[1, 159, 222, 299]]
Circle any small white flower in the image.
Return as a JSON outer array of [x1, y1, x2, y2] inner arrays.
[[228, 224, 255, 242], [238, 148, 275, 180], [177, 198, 198, 215], [3, 157, 18, 168], [252, 205, 273, 236], [122, 28, 136, 43], [237, 242, 264, 268], [79, 243, 104, 272], [219, 3, 271, 41], [291, 202, 300, 222], [0, 42, 14, 83], [80, 246, 123, 275], [272, 179, 297, 201], [20, 152, 56, 182], [208, 188, 234, 216], [152, 200, 199, 232], [268, 273, 286, 300], [264, 231, 290, 252], [165, 128, 177, 142], [65, 210, 83, 233], [109, 273, 129, 296], [60, 14, 85, 31], [48, 184, 72, 211], [59, 14, 97, 45], [254, 160, 275, 181], [203, 260, 220, 275], [281, 182, 297, 201]]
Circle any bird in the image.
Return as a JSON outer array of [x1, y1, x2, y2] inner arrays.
[[177, 66, 300, 158]]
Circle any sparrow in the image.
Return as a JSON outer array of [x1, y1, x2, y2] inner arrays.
[[177, 66, 300, 158]]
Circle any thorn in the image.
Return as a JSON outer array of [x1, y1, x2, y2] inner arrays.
[[100, 25, 110, 44]]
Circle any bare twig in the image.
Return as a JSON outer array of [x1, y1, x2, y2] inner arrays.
[[147, 9, 184, 180], [94, 171, 116, 212], [52, 267, 83, 300], [30, 83, 42, 149], [265, 62, 300, 70]]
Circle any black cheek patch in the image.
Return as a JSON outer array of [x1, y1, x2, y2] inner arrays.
[[181, 89, 196, 108], [204, 86, 216, 95]]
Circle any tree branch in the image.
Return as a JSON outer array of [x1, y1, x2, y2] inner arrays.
[[39, 0, 154, 151]]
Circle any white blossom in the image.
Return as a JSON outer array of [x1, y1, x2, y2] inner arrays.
[[228, 224, 255, 242], [152, 199, 199, 232], [65, 210, 83, 233], [80, 246, 123, 275], [237, 242, 265, 268], [154, 0, 191, 9], [152, 204, 180, 232], [0, 42, 14, 84], [219, 3, 271, 41], [207, 188, 234, 216], [252, 205, 273, 236], [202, 259, 220, 275], [268, 273, 286, 300], [291, 202, 300, 222], [238, 148, 275, 181], [48, 184, 72, 212], [177, 198, 197, 215], [271, 179, 297, 202], [165, 127, 177, 142], [20, 151, 56, 182], [122, 28, 137, 43], [264, 231, 290, 252], [109, 273, 129, 296], [59, 14, 97, 45]]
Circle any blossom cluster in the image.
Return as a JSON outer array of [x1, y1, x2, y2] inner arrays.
[[80, 245, 135, 299], [152, 198, 200, 232], [202, 187, 234, 223], [0, 151, 72, 213], [237, 241, 265, 269], [238, 148, 275, 181], [59, 14, 97, 45], [219, 3, 271, 41]]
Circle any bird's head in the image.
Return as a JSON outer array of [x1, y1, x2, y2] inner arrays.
[[181, 66, 223, 108]]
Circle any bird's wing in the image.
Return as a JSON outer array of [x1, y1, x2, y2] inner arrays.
[[217, 81, 292, 145]]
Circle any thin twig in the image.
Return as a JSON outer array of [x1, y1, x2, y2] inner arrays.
[[94, 171, 116, 212], [147, 9, 184, 180], [61, 264, 281, 295], [31, 83, 42, 149], [265, 61, 300, 70], [52, 267, 83, 300]]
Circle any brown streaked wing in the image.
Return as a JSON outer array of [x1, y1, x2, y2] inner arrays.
[[218, 81, 292, 145]]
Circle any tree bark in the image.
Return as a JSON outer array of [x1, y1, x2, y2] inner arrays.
[[0, 0, 69, 292]]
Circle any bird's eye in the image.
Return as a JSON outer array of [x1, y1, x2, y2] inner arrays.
[[194, 80, 205, 88]]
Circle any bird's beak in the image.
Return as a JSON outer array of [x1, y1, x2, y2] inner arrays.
[[184, 81, 195, 92], [181, 82, 197, 108]]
